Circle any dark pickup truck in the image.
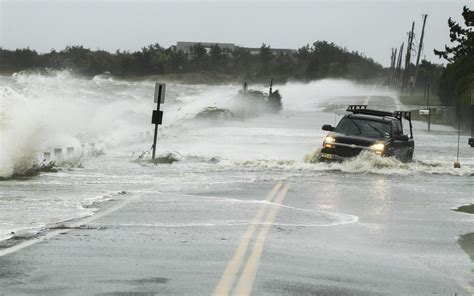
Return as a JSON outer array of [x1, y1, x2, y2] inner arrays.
[[319, 105, 415, 162]]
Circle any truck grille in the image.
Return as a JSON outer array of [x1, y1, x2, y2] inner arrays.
[[336, 138, 372, 147], [333, 145, 363, 157]]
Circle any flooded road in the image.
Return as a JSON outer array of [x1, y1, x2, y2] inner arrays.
[[0, 71, 473, 294]]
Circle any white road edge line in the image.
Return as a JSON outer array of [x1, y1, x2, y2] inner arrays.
[[0, 195, 138, 257]]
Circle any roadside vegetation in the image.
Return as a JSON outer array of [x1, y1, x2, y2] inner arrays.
[[399, 94, 442, 106], [434, 5, 473, 125], [0, 41, 383, 82]]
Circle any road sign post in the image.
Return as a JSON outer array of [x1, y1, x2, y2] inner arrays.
[[151, 83, 165, 159], [469, 90, 474, 147], [426, 83, 431, 132]]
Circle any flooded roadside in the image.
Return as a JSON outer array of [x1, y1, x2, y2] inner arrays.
[[454, 204, 474, 278]]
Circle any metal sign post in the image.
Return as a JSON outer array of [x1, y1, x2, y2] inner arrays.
[[454, 119, 461, 168], [426, 83, 431, 132], [469, 90, 474, 147], [151, 83, 166, 159], [242, 82, 247, 121]]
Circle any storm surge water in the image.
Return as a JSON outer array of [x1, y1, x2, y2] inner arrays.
[[0, 71, 231, 177], [0, 71, 144, 177], [1, 70, 473, 242]]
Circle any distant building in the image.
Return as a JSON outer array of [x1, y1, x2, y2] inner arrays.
[[175, 41, 296, 55], [238, 46, 297, 55], [176, 41, 235, 54]]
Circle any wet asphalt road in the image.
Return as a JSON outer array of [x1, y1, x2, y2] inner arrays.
[[0, 172, 473, 296]]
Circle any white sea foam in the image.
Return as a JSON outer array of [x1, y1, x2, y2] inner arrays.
[[226, 150, 474, 177]]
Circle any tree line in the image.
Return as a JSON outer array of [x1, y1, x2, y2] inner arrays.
[[0, 41, 383, 82], [434, 5, 473, 124]]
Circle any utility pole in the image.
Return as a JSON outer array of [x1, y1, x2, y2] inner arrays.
[[402, 22, 415, 93], [391, 48, 397, 84], [414, 14, 428, 87], [389, 48, 396, 83], [395, 42, 404, 86]]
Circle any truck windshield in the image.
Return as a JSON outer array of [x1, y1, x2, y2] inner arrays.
[[336, 117, 392, 138]]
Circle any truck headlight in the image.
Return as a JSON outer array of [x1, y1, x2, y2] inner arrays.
[[370, 143, 385, 155], [324, 136, 335, 148]]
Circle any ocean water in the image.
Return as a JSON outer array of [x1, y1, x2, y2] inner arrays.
[[1, 70, 473, 241]]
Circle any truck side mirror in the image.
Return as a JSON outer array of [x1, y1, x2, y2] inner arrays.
[[322, 124, 335, 131], [395, 134, 409, 141]]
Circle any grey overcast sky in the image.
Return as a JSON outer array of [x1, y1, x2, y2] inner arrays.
[[0, 0, 471, 66]]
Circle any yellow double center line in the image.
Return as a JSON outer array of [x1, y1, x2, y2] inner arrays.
[[214, 182, 289, 296]]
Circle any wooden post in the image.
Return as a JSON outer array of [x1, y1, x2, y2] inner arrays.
[[389, 48, 395, 83], [393, 48, 397, 83], [402, 22, 415, 93], [395, 42, 404, 86], [427, 83, 431, 132], [414, 14, 428, 86], [67, 147, 74, 157], [54, 148, 62, 161]]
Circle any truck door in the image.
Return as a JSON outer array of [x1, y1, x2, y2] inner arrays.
[[391, 121, 407, 159]]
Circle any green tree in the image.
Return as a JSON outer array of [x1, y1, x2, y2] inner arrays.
[[434, 5, 474, 123], [209, 44, 226, 72], [434, 6, 473, 62], [259, 43, 273, 76], [0, 40, 383, 82]]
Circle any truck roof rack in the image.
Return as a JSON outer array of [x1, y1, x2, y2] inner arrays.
[[346, 105, 367, 111], [393, 111, 411, 121], [346, 105, 394, 118], [346, 105, 413, 139]]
